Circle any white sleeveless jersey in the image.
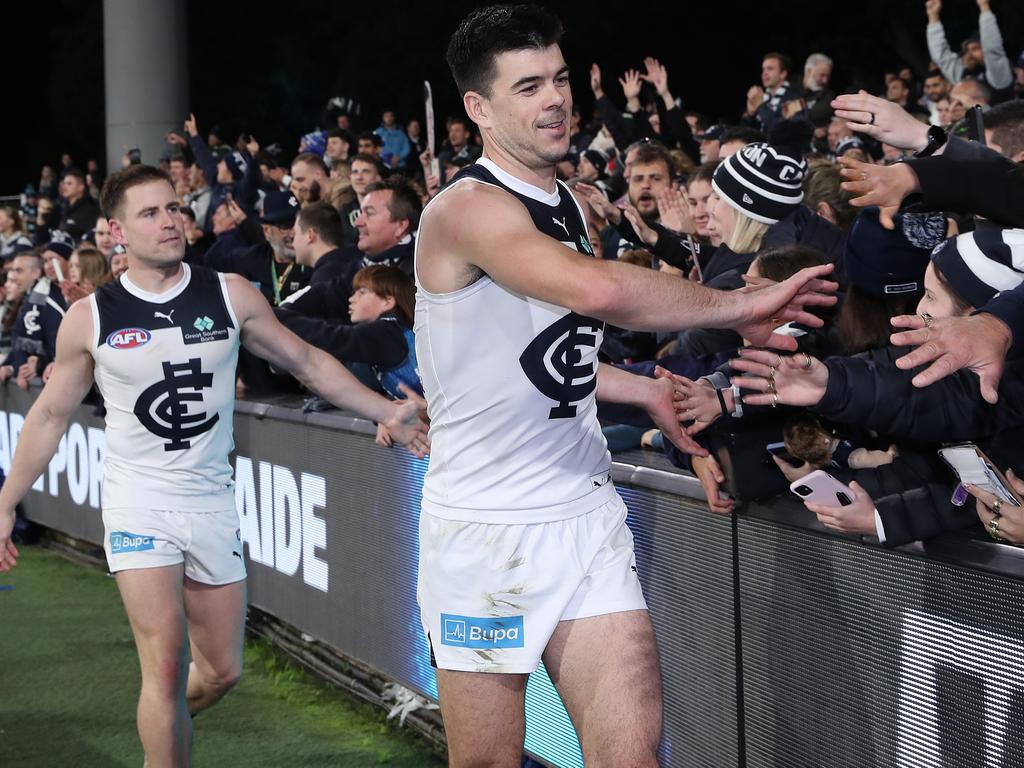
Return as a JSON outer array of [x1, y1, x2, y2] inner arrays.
[[89, 264, 241, 511], [415, 158, 613, 524]]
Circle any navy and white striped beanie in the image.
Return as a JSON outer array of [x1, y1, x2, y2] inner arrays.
[[931, 228, 1024, 308], [711, 142, 807, 225]]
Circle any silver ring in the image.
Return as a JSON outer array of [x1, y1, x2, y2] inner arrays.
[[802, 352, 813, 371], [920, 312, 934, 329], [771, 394, 779, 408]]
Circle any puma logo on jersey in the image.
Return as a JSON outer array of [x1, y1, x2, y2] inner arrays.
[[552, 216, 570, 238], [154, 309, 176, 324]]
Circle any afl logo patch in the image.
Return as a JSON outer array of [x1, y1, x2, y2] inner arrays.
[[107, 328, 152, 349]]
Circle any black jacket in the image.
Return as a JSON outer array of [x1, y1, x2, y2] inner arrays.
[[60, 195, 101, 239], [212, 243, 310, 306]]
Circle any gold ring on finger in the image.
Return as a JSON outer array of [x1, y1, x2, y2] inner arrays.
[[771, 394, 779, 408], [992, 497, 1003, 517]]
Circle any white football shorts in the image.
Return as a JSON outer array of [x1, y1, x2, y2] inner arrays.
[[101, 506, 246, 585], [418, 491, 647, 674]]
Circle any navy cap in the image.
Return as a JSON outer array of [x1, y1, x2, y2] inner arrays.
[[260, 191, 300, 226], [698, 124, 726, 143]]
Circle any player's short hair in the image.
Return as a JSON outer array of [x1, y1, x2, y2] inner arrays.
[[291, 152, 329, 176], [364, 177, 423, 233], [446, 4, 563, 97], [100, 164, 173, 220], [296, 201, 344, 247]]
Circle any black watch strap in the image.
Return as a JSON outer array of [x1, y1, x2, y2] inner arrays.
[[915, 125, 947, 158]]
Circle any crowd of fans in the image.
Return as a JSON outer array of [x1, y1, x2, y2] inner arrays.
[[6, 0, 1024, 549]]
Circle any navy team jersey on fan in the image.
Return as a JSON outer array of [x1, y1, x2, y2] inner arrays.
[[89, 264, 240, 511], [414, 158, 613, 524]]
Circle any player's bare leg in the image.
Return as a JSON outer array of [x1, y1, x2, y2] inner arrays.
[[543, 610, 662, 767], [116, 564, 192, 768], [435, 669, 528, 768], [183, 577, 246, 715]]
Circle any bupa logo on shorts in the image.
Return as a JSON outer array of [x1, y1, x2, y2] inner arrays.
[[440, 614, 524, 649], [110, 530, 155, 554], [106, 328, 152, 349]]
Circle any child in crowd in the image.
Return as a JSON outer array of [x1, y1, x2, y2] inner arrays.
[[783, 412, 897, 472], [275, 264, 421, 401]]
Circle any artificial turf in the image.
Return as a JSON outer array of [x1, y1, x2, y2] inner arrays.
[[0, 545, 445, 767]]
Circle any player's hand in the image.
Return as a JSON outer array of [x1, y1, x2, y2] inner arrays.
[[384, 384, 430, 458], [692, 454, 733, 514], [730, 348, 829, 407], [831, 90, 930, 152], [0, 509, 19, 572], [838, 157, 920, 229], [184, 113, 199, 138], [647, 368, 709, 457], [890, 312, 1012, 404], [375, 422, 394, 448], [805, 480, 877, 535], [968, 468, 1024, 545], [733, 264, 838, 351]]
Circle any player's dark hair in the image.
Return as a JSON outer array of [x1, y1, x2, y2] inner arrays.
[[100, 164, 173, 220], [446, 5, 563, 97], [296, 201, 344, 247], [364, 177, 423, 233]]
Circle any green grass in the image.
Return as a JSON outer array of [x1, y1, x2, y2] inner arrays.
[[0, 546, 445, 767]]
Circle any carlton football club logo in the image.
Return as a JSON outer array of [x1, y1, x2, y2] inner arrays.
[[106, 328, 152, 349], [519, 312, 604, 419], [134, 358, 218, 451]]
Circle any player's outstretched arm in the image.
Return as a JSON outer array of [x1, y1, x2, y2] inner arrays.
[[226, 276, 429, 457], [0, 301, 96, 571], [419, 184, 836, 350], [596, 362, 708, 457]]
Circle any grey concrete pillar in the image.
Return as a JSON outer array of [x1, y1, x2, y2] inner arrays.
[[103, 0, 188, 174]]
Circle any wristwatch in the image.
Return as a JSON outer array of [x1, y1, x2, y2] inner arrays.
[[915, 125, 947, 158]]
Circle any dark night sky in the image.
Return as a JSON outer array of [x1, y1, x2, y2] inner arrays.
[[6, 0, 1024, 192]]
